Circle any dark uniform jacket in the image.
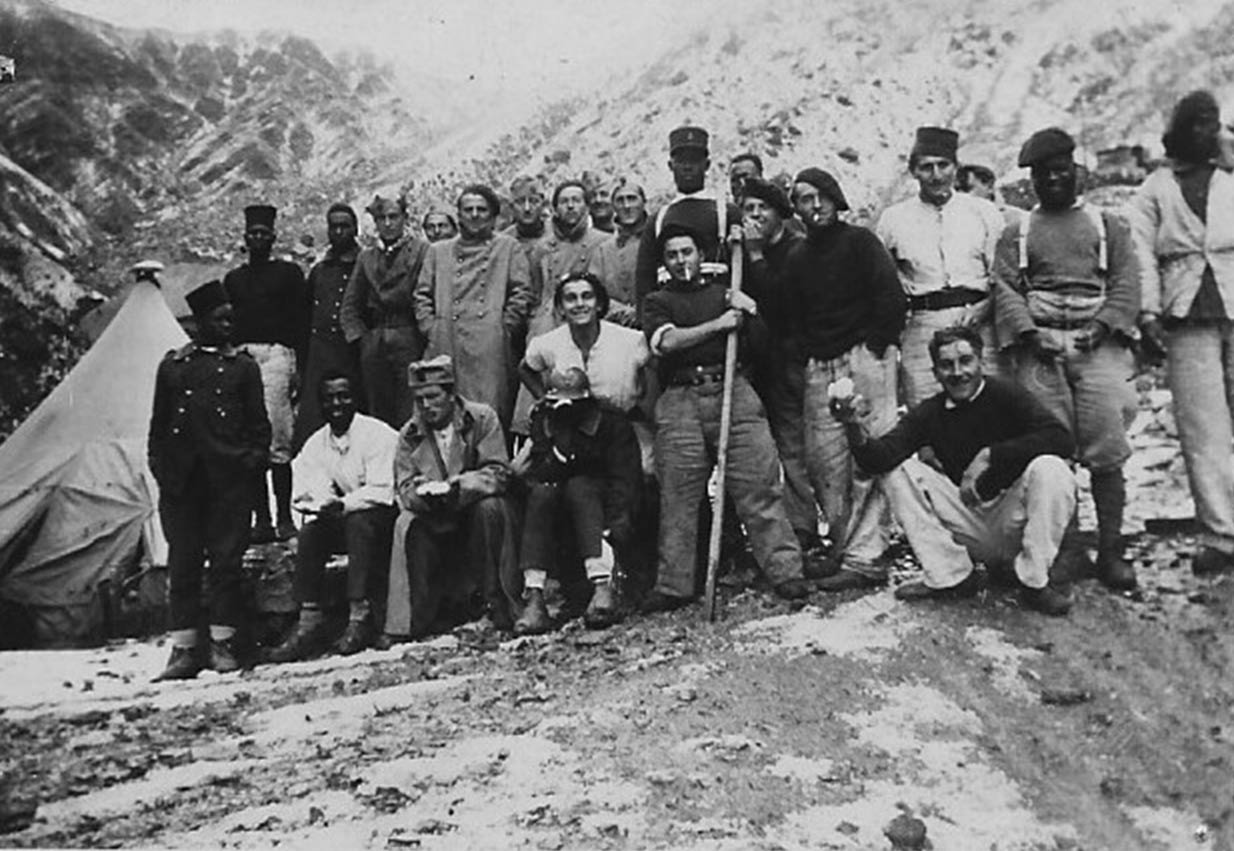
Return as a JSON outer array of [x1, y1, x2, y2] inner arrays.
[[148, 343, 272, 497], [340, 236, 431, 344], [223, 259, 311, 362]]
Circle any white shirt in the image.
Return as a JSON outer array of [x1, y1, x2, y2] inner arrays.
[[523, 320, 650, 412], [292, 413, 398, 513], [876, 192, 1005, 296]]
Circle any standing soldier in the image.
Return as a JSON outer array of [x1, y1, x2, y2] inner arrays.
[[640, 223, 812, 611], [294, 203, 361, 450], [1130, 91, 1234, 577], [634, 126, 740, 310], [148, 280, 271, 680], [876, 127, 1005, 407], [992, 128, 1140, 592], [597, 177, 648, 326], [340, 195, 431, 429], [753, 168, 906, 593], [512, 179, 612, 435], [224, 204, 311, 543], [415, 184, 532, 430]]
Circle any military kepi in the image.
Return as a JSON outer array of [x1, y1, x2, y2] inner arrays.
[[669, 125, 709, 155], [912, 126, 959, 162], [407, 354, 455, 388], [244, 204, 277, 229], [1018, 127, 1075, 167], [185, 279, 229, 317]]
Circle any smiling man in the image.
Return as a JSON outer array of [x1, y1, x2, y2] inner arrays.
[[832, 326, 1077, 616], [270, 372, 398, 661], [876, 127, 1006, 408]]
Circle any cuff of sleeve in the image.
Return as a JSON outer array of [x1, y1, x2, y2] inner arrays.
[[649, 324, 675, 357]]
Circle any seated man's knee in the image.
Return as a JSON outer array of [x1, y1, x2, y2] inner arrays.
[[1024, 454, 1073, 484]]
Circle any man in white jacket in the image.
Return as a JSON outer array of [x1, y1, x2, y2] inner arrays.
[[1130, 90, 1234, 576], [268, 372, 398, 661]]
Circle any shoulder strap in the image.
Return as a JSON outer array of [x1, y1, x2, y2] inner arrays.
[[1017, 209, 1031, 271]]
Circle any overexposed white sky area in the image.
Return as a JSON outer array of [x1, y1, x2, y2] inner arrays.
[[57, 0, 737, 93]]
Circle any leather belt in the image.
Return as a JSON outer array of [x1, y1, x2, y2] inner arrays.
[[669, 363, 733, 386], [907, 289, 988, 311]]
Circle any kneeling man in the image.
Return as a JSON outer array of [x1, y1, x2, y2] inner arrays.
[[382, 355, 520, 642], [270, 372, 397, 661], [831, 326, 1076, 615]]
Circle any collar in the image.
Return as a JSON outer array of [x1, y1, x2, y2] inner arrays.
[[615, 213, 648, 246], [379, 235, 410, 256], [177, 341, 237, 360], [327, 243, 359, 264], [551, 214, 589, 243], [670, 188, 719, 205], [515, 220, 546, 240], [406, 397, 473, 439], [943, 378, 987, 409]]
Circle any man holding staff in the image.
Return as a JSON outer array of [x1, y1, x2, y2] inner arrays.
[[640, 223, 810, 612]]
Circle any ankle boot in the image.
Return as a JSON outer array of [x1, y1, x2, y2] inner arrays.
[[1091, 467, 1136, 591], [271, 464, 296, 540], [1050, 513, 1094, 584], [514, 588, 551, 635]]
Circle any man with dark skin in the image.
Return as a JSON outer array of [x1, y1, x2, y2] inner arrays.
[[269, 373, 398, 661], [992, 128, 1140, 592], [295, 203, 361, 450], [149, 281, 271, 679], [729, 152, 763, 203], [340, 195, 431, 429], [224, 204, 311, 543], [634, 126, 740, 310], [1130, 91, 1234, 577]]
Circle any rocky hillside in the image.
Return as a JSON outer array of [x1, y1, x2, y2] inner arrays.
[[440, 0, 1234, 218]]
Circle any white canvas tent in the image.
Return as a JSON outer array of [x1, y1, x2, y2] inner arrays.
[[0, 280, 188, 647]]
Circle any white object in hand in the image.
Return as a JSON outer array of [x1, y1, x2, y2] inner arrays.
[[417, 481, 452, 497], [827, 377, 855, 401]]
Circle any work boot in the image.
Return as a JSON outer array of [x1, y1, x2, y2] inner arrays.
[[639, 589, 693, 614], [1050, 515, 1094, 584], [333, 619, 374, 656], [374, 633, 409, 651], [773, 578, 812, 600], [154, 646, 201, 682], [514, 588, 552, 635], [1020, 585, 1072, 616], [267, 620, 330, 663], [209, 637, 241, 673], [1193, 546, 1234, 576], [894, 571, 982, 601], [584, 581, 621, 629], [1091, 467, 1136, 590], [817, 568, 885, 593], [803, 552, 841, 581]]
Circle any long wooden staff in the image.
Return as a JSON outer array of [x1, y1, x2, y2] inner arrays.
[[703, 207, 742, 623]]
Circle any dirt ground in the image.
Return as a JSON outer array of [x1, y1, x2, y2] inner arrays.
[[2, 389, 1233, 851]]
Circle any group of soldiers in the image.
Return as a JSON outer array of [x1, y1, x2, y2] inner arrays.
[[147, 88, 1234, 681]]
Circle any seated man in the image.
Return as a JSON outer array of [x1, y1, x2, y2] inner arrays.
[[830, 326, 1076, 616], [268, 372, 397, 662], [641, 223, 812, 612], [514, 368, 642, 635], [381, 355, 521, 643]]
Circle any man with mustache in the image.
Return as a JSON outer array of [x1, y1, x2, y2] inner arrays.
[[831, 325, 1076, 616], [877, 127, 1006, 407], [992, 127, 1141, 593]]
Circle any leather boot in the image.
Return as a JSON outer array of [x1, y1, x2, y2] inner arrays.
[[266, 618, 329, 663], [154, 645, 201, 681], [1091, 467, 1136, 591], [514, 588, 552, 635], [271, 464, 296, 540], [333, 619, 374, 655], [1050, 513, 1094, 584], [584, 580, 621, 629], [209, 636, 240, 673]]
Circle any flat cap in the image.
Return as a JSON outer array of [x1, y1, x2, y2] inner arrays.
[[1018, 127, 1075, 167], [407, 354, 455, 388], [741, 177, 793, 218], [185, 279, 229, 317], [793, 167, 850, 211], [669, 125, 709, 155]]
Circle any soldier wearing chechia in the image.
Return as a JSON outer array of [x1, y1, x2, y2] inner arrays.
[[991, 127, 1140, 593], [148, 280, 271, 681]]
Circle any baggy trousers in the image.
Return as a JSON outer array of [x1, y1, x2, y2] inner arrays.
[[653, 374, 803, 598], [882, 455, 1076, 590]]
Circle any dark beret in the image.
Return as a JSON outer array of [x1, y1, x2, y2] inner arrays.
[[1018, 127, 1076, 167], [741, 177, 793, 217]]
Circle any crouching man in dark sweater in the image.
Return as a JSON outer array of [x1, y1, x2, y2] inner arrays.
[[830, 325, 1076, 616]]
